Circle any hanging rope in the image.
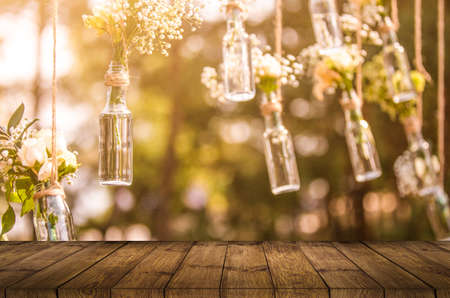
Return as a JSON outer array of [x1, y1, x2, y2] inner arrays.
[[51, 0, 58, 185], [391, 0, 399, 31], [275, 0, 283, 101], [261, 0, 283, 115], [355, 3, 363, 102], [437, 0, 445, 186]]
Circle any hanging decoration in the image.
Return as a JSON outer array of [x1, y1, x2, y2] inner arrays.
[[0, 0, 79, 240], [202, 0, 302, 195], [302, 0, 382, 183], [348, 0, 449, 239], [222, 0, 255, 102], [83, 0, 203, 186]]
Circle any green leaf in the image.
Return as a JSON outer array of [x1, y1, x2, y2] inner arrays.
[[1, 206, 15, 237], [7, 192, 21, 203], [16, 177, 34, 202], [21, 198, 34, 217], [48, 213, 58, 226], [7, 103, 24, 133]]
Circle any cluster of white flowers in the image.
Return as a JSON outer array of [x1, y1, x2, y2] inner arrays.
[[201, 66, 226, 103], [297, 44, 322, 77], [340, 14, 383, 46], [323, 45, 364, 73], [83, 0, 203, 56], [252, 47, 303, 89]]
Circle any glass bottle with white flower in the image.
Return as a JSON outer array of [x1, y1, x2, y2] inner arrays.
[[222, 0, 255, 102], [252, 47, 303, 194], [310, 45, 382, 182], [83, 0, 202, 186], [0, 104, 79, 240]]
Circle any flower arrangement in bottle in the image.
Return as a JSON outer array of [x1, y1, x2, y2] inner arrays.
[[201, 37, 303, 194], [83, 0, 203, 186], [299, 45, 382, 182], [0, 104, 79, 240]]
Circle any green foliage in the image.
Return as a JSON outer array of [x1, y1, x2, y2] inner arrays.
[[7, 103, 24, 133], [363, 53, 418, 121], [1, 206, 15, 238]]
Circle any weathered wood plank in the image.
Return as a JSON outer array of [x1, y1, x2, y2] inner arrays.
[[112, 242, 192, 298], [366, 241, 450, 295], [59, 242, 155, 298], [0, 241, 88, 294], [166, 289, 219, 297], [7, 242, 123, 298], [0, 242, 54, 268], [263, 242, 327, 293], [165, 242, 227, 298], [275, 289, 329, 298], [402, 241, 450, 268], [334, 242, 433, 298], [433, 241, 450, 252], [220, 242, 273, 297], [298, 242, 382, 296]]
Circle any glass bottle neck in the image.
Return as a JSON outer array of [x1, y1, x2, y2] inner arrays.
[[262, 92, 284, 130], [226, 9, 244, 31], [342, 89, 363, 122], [104, 62, 129, 110], [381, 16, 399, 45], [406, 130, 425, 149]]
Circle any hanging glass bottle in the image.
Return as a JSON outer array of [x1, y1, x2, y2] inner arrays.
[[309, 0, 343, 52], [426, 187, 450, 240], [380, 17, 417, 103], [341, 90, 382, 182], [33, 187, 76, 241], [99, 60, 133, 186], [261, 92, 300, 195], [394, 116, 440, 197], [222, 1, 255, 102]]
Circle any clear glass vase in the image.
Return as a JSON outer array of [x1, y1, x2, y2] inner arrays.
[[222, 4, 255, 102], [261, 92, 300, 195], [99, 62, 133, 186], [342, 90, 382, 182], [309, 0, 343, 52], [397, 118, 440, 197], [426, 187, 450, 240], [33, 193, 76, 241], [380, 17, 417, 103]]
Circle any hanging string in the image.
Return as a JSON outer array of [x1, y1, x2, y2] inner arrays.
[[391, 0, 399, 31], [50, 0, 58, 185], [355, 3, 363, 102], [261, 0, 283, 115], [275, 0, 283, 101], [437, 0, 445, 186]]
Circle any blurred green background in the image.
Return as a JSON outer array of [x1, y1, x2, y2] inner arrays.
[[0, 0, 449, 241]]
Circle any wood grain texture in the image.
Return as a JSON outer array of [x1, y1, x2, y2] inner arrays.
[[221, 242, 272, 290], [0, 241, 448, 297], [7, 241, 123, 298], [0, 242, 88, 294], [165, 242, 227, 298], [434, 241, 450, 252], [334, 242, 433, 297], [263, 242, 327, 292], [298, 242, 382, 296], [114, 242, 192, 290], [59, 242, 155, 298], [366, 241, 450, 292]]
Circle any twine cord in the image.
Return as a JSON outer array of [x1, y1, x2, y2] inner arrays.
[[104, 70, 130, 87], [261, 0, 283, 116], [437, 0, 445, 186], [391, 0, 399, 31], [51, 0, 58, 185], [355, 3, 363, 103], [34, 183, 66, 201]]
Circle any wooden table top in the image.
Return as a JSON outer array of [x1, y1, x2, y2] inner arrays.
[[0, 241, 449, 297]]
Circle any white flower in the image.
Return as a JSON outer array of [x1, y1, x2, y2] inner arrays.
[[17, 138, 47, 168], [36, 129, 67, 155], [38, 160, 53, 181], [58, 150, 78, 168]]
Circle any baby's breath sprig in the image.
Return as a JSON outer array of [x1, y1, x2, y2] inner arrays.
[[83, 0, 203, 64]]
